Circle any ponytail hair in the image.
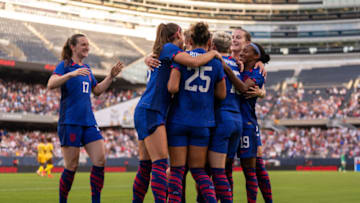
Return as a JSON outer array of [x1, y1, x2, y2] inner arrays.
[[152, 23, 181, 57], [190, 22, 211, 47], [61, 33, 86, 65], [252, 42, 270, 64]]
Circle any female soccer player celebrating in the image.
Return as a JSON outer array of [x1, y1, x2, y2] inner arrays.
[[132, 23, 221, 203], [231, 29, 273, 203], [47, 33, 124, 203], [166, 22, 226, 203], [237, 43, 270, 203], [208, 31, 244, 203]]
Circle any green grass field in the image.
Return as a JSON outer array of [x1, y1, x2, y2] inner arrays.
[[0, 171, 359, 203]]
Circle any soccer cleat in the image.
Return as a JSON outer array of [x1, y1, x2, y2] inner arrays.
[[48, 174, 53, 178]]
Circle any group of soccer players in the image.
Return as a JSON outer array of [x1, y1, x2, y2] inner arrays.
[[132, 22, 273, 203], [48, 21, 272, 203], [37, 136, 54, 178]]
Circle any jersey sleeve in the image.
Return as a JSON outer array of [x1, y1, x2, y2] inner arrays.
[[53, 61, 65, 75], [163, 43, 183, 61], [170, 62, 184, 72]]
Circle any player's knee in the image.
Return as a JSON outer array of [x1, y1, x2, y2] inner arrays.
[[93, 156, 106, 167], [66, 162, 78, 171]]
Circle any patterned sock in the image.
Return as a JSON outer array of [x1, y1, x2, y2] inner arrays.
[[168, 166, 185, 203], [211, 168, 232, 203], [225, 159, 234, 194], [243, 168, 258, 203], [190, 168, 217, 203], [133, 160, 152, 203], [151, 159, 168, 203], [181, 166, 189, 203], [256, 157, 273, 203], [59, 169, 75, 203], [90, 165, 104, 203]]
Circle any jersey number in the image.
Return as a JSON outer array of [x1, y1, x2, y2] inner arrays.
[[240, 135, 249, 148], [184, 66, 212, 92], [230, 70, 241, 94], [82, 81, 89, 93]]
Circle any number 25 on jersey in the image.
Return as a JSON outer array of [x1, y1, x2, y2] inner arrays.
[[185, 66, 212, 93]]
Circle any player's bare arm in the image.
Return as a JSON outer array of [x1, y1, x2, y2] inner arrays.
[[93, 61, 124, 96], [47, 68, 90, 90], [245, 85, 266, 99], [167, 68, 181, 94], [220, 58, 248, 93], [173, 50, 220, 68]]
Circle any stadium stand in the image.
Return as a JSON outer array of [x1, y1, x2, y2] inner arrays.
[[0, 18, 58, 64], [265, 70, 294, 86], [0, 17, 152, 69], [261, 128, 360, 158], [298, 65, 360, 86]]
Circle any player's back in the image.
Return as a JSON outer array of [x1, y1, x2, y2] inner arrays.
[[45, 143, 53, 154], [137, 43, 183, 116], [167, 48, 224, 127], [216, 56, 241, 113]]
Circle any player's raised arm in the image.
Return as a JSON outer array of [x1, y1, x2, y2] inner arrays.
[[93, 61, 124, 96], [220, 58, 250, 93]]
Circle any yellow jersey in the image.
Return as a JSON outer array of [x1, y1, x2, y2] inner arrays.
[[44, 143, 54, 160], [37, 143, 46, 156]]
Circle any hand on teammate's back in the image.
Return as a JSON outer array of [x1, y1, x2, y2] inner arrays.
[[254, 61, 267, 78], [70, 68, 90, 77], [110, 61, 124, 78], [145, 53, 161, 70]]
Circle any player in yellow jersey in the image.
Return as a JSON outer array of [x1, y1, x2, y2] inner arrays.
[[37, 137, 46, 176], [44, 136, 54, 178]]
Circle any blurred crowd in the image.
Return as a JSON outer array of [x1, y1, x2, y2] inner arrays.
[[0, 79, 141, 115], [0, 128, 138, 158], [261, 128, 360, 158], [1, 127, 359, 158], [256, 86, 359, 120]]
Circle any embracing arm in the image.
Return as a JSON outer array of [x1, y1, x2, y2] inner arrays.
[[215, 79, 226, 100], [173, 50, 220, 68], [167, 68, 181, 94], [220, 59, 253, 93]]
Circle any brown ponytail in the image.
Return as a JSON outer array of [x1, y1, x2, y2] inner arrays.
[[152, 23, 180, 57], [61, 33, 86, 65]]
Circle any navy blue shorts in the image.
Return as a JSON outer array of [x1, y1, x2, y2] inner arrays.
[[237, 126, 259, 158], [134, 107, 165, 140], [167, 123, 210, 147], [57, 124, 103, 147], [209, 111, 242, 158]]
